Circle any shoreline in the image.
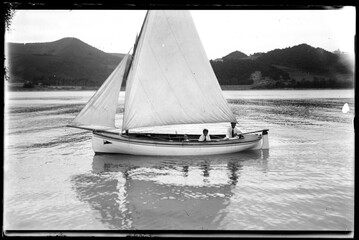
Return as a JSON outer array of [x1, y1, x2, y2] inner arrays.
[[5, 86, 354, 92], [6, 86, 100, 91]]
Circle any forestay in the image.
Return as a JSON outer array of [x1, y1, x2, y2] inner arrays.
[[70, 54, 130, 130], [122, 10, 236, 131]]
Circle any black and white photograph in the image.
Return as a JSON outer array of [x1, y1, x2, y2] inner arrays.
[[3, 4, 355, 237]]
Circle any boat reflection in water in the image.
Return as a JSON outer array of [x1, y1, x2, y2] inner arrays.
[[71, 150, 269, 230]]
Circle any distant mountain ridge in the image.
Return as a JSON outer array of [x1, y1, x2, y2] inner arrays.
[[6, 37, 354, 89], [256, 44, 350, 75], [211, 44, 354, 89], [7, 37, 124, 87], [222, 51, 248, 61], [10, 38, 106, 57]]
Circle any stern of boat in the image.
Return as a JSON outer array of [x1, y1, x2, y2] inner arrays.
[[249, 129, 269, 150]]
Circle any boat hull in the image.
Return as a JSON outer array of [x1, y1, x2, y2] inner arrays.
[[92, 132, 263, 156]]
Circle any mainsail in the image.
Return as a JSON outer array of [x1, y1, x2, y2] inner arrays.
[[122, 10, 237, 131], [69, 54, 130, 130]]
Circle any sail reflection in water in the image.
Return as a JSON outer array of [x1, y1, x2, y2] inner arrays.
[[71, 150, 268, 230]]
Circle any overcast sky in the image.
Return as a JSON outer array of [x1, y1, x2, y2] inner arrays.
[[5, 7, 356, 59]]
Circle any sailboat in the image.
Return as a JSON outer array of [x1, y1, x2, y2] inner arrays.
[[68, 10, 269, 156]]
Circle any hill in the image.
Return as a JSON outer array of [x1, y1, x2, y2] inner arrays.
[[256, 44, 351, 75], [6, 37, 124, 87], [222, 51, 248, 61], [211, 44, 354, 89], [6, 38, 354, 89]]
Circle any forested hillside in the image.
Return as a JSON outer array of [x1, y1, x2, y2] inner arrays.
[[211, 44, 354, 89], [6, 38, 354, 89], [6, 38, 123, 87]]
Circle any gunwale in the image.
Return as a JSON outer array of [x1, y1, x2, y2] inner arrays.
[[93, 131, 262, 147]]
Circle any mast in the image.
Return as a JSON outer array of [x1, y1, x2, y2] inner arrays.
[[121, 10, 149, 134], [122, 10, 149, 92]]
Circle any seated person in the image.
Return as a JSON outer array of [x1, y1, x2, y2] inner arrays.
[[183, 134, 189, 142], [198, 129, 211, 142], [224, 122, 243, 140]]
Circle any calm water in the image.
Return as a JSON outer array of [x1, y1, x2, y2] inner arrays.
[[4, 90, 354, 233]]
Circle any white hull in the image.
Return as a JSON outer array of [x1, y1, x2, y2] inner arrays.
[[92, 131, 265, 156]]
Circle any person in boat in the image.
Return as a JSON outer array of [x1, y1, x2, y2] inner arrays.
[[198, 129, 211, 142], [224, 122, 243, 140], [183, 134, 190, 142]]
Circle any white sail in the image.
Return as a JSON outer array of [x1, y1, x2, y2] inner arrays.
[[70, 54, 130, 130], [122, 10, 237, 131]]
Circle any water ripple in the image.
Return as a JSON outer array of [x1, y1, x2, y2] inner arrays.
[[4, 91, 354, 231]]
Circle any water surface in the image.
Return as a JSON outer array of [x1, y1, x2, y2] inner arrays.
[[4, 90, 354, 232]]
